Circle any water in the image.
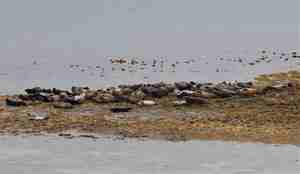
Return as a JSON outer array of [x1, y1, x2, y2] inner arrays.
[[0, 135, 299, 174], [0, 0, 299, 94]]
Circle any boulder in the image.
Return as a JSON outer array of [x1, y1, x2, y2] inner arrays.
[[110, 107, 132, 113]]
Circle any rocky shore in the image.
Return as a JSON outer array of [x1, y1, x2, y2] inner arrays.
[[1, 71, 300, 144]]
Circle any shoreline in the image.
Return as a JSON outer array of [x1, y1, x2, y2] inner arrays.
[[1, 70, 300, 144]]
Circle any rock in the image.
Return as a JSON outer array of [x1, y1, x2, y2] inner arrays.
[[110, 107, 132, 113], [138, 100, 156, 106], [184, 96, 209, 104], [175, 82, 192, 90], [58, 133, 74, 139], [78, 134, 98, 139], [28, 112, 49, 120], [53, 102, 74, 109], [6, 96, 27, 106], [173, 100, 187, 106]]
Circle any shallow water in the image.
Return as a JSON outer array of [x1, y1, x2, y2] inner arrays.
[[0, 46, 299, 95], [0, 135, 299, 174], [0, 0, 298, 94]]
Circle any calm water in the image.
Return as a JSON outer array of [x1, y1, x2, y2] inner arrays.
[[0, 135, 299, 174], [0, 0, 298, 94]]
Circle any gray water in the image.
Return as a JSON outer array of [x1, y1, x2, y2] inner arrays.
[[0, 0, 299, 94], [0, 135, 299, 174]]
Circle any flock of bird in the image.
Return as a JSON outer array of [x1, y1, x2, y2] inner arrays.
[[31, 50, 299, 78]]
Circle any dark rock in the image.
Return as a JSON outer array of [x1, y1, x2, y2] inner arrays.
[[184, 96, 209, 104], [110, 107, 132, 113], [6, 96, 27, 106], [175, 82, 192, 90]]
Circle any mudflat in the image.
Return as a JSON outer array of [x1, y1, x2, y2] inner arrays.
[[1, 71, 300, 144]]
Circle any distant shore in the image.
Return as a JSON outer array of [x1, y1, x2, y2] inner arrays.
[[1, 70, 300, 144]]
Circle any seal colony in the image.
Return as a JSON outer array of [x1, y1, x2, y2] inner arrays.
[[1, 71, 300, 144]]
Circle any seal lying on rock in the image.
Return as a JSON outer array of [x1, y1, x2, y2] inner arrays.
[[6, 96, 28, 106]]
